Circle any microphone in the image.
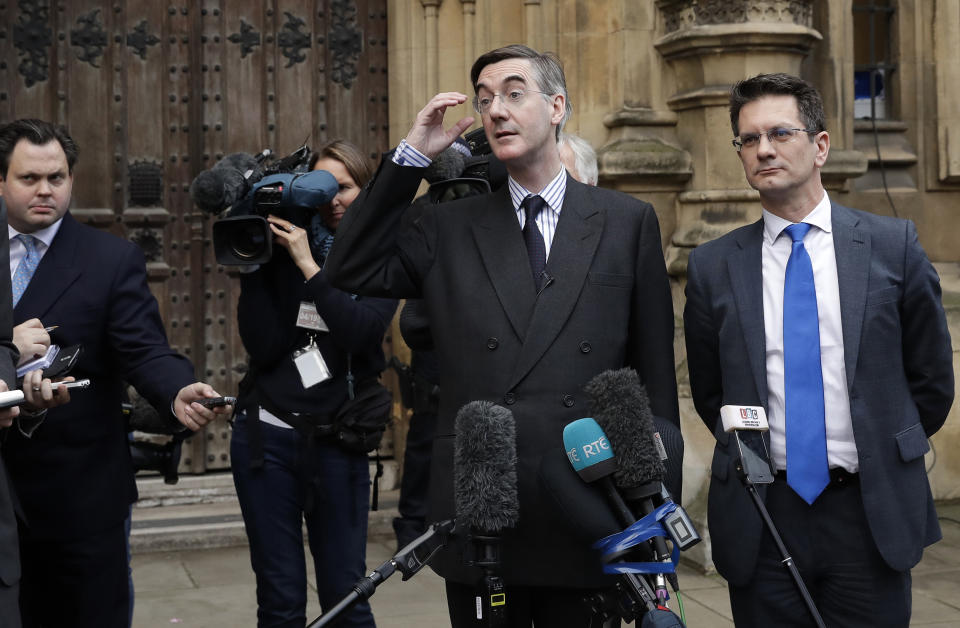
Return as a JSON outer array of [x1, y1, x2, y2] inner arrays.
[[562, 418, 662, 618], [584, 368, 665, 503], [189, 152, 265, 214], [454, 401, 518, 626], [424, 146, 467, 184], [720, 405, 775, 485], [585, 369, 701, 593]]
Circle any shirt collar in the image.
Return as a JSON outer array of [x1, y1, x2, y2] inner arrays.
[[762, 191, 831, 244], [507, 166, 567, 215], [8, 216, 64, 249]]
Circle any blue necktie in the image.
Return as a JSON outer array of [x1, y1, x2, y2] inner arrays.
[[12, 234, 41, 307], [521, 195, 547, 290], [783, 222, 829, 504]]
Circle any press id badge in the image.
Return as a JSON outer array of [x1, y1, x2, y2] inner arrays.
[[293, 337, 331, 388], [296, 301, 329, 332]]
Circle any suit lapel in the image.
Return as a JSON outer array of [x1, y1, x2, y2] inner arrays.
[[729, 220, 769, 407], [508, 179, 603, 389], [832, 204, 869, 393], [14, 213, 83, 321], [471, 185, 538, 340]]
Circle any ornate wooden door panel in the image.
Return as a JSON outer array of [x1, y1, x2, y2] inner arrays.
[[0, 0, 389, 472]]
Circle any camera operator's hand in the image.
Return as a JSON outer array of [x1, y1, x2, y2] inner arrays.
[[13, 318, 51, 366], [21, 369, 73, 411], [0, 380, 19, 429], [174, 382, 233, 431], [406, 92, 475, 160], [267, 215, 321, 281]]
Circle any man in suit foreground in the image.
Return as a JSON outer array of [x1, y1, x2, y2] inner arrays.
[[0, 118, 232, 627], [683, 73, 954, 626], [325, 44, 679, 626]]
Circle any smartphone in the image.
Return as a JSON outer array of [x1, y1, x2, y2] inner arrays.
[[196, 396, 236, 409]]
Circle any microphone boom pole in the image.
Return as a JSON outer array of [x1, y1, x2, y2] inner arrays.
[[721, 405, 826, 628]]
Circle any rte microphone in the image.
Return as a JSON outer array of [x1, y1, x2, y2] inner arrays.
[[564, 418, 659, 615], [454, 401, 519, 627], [720, 405, 775, 485], [585, 371, 693, 577]]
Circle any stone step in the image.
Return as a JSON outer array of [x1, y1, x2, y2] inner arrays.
[[132, 461, 400, 553]]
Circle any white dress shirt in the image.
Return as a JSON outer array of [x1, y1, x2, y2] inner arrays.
[[8, 218, 63, 281], [761, 193, 859, 472]]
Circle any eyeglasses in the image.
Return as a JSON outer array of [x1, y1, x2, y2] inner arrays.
[[472, 89, 551, 115], [732, 127, 818, 152]]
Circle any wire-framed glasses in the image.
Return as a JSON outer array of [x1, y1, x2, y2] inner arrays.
[[732, 127, 818, 152], [472, 89, 551, 115]]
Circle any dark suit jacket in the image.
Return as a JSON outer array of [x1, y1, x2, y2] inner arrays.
[[0, 200, 23, 613], [683, 203, 954, 586], [2, 212, 195, 540], [325, 159, 679, 587]]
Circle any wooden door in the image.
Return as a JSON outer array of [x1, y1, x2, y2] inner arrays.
[[0, 0, 390, 472]]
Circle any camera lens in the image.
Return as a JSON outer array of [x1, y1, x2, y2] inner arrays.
[[231, 221, 268, 259]]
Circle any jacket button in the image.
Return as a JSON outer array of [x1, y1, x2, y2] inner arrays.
[[579, 341, 591, 353], [504, 392, 516, 405], [487, 337, 499, 350], [562, 394, 575, 407]]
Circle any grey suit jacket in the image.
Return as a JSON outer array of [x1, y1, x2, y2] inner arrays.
[[0, 199, 23, 613], [325, 158, 679, 587], [683, 202, 954, 585]]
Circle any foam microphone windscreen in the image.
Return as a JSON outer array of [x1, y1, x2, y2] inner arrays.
[[189, 152, 262, 213], [454, 401, 519, 532], [424, 146, 466, 184], [585, 368, 666, 490]]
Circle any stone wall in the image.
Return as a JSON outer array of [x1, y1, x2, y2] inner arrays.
[[386, 0, 960, 571]]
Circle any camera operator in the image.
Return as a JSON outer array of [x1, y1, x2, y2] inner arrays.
[[230, 140, 397, 628]]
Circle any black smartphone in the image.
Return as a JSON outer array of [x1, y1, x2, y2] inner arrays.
[[43, 344, 83, 380], [196, 396, 236, 409]]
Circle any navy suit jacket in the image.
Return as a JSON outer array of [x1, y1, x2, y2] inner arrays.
[[325, 159, 679, 587], [2, 212, 195, 539], [683, 202, 954, 586]]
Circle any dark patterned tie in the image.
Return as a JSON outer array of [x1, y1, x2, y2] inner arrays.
[[521, 195, 547, 289], [783, 222, 829, 504]]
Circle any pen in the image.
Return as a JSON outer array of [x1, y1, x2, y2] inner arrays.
[[44, 326, 58, 332]]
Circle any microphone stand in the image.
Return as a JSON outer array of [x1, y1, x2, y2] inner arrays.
[[307, 519, 455, 628], [732, 432, 826, 628]]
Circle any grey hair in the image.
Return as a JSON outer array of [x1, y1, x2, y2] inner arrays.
[[470, 44, 572, 140], [559, 132, 598, 185]]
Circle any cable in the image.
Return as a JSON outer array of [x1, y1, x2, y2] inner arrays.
[[675, 591, 686, 625], [869, 69, 898, 218]]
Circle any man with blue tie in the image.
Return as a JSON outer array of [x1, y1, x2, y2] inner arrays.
[[683, 73, 954, 626], [0, 118, 232, 627]]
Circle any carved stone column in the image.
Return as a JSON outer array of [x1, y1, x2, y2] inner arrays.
[[598, 2, 693, 200], [420, 0, 442, 96], [654, 0, 824, 274]]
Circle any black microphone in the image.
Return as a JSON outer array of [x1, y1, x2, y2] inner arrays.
[[454, 401, 518, 626], [189, 152, 265, 214], [424, 146, 467, 184], [585, 369, 701, 590]]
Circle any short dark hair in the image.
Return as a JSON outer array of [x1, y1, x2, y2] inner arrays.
[[470, 44, 571, 139], [0, 118, 79, 178], [729, 73, 825, 138]]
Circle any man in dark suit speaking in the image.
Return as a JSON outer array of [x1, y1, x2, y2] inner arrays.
[[0, 118, 232, 627], [325, 45, 679, 626], [683, 74, 954, 626]]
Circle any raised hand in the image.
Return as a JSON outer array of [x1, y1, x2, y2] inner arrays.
[[404, 92, 475, 160]]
